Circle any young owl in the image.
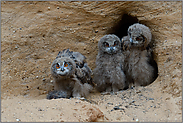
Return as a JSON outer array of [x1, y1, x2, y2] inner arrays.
[[122, 23, 156, 87], [47, 49, 94, 99], [93, 34, 126, 93]]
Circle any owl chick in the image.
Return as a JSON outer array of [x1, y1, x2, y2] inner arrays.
[[47, 49, 94, 99], [93, 34, 126, 93], [122, 23, 155, 87]]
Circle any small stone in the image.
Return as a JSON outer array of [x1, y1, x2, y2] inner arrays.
[[48, 7, 50, 10], [149, 98, 154, 100], [95, 30, 98, 33], [113, 106, 120, 110], [57, 7, 59, 9], [36, 76, 39, 79], [136, 119, 139, 122], [13, 30, 16, 33], [20, 28, 22, 30], [38, 108, 43, 111], [42, 78, 46, 81], [50, 80, 53, 83], [16, 119, 20, 121], [107, 102, 113, 105], [129, 100, 135, 105]]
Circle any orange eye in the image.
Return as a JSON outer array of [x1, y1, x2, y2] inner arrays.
[[114, 41, 118, 46], [64, 63, 68, 67], [56, 64, 60, 69], [136, 37, 141, 41], [105, 43, 109, 47]]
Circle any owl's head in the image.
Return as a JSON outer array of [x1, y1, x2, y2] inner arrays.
[[128, 23, 152, 48], [121, 36, 131, 51], [98, 34, 121, 55], [51, 57, 76, 77]]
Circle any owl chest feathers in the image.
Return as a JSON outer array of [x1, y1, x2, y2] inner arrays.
[[96, 52, 124, 75], [127, 49, 150, 73], [98, 52, 123, 65], [54, 77, 75, 91]]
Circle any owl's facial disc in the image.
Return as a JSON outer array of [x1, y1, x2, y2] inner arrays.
[[103, 41, 119, 54], [129, 32, 145, 47], [55, 62, 70, 76]]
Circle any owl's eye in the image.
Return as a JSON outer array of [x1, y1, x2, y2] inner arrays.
[[104, 42, 109, 47], [64, 62, 68, 67], [56, 63, 60, 69], [136, 37, 141, 41], [114, 41, 118, 46]]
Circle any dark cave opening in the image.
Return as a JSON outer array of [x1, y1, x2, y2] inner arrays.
[[107, 13, 139, 39], [107, 13, 158, 86]]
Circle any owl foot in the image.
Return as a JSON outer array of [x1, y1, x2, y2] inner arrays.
[[101, 91, 111, 95], [46, 90, 69, 99], [101, 91, 117, 95]]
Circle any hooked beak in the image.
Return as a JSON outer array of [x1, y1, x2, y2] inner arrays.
[[60, 66, 65, 72], [130, 38, 133, 43], [110, 47, 114, 51]]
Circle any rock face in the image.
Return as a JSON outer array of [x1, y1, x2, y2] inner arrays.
[[1, 1, 182, 122]]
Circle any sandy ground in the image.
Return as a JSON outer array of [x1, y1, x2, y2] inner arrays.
[[1, 1, 182, 122]]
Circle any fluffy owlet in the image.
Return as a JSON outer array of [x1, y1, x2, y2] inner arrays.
[[93, 34, 126, 93], [47, 49, 94, 99], [122, 23, 156, 87]]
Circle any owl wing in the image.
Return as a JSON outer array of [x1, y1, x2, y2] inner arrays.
[[72, 52, 95, 86], [75, 61, 95, 87]]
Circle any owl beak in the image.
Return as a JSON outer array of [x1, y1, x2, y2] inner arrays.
[[61, 66, 65, 72], [130, 38, 133, 43], [110, 47, 114, 52]]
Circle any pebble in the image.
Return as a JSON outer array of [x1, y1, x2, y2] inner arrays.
[[113, 106, 124, 111], [107, 102, 113, 105], [57, 7, 59, 9], [38, 108, 44, 111], [48, 7, 50, 10], [136, 119, 139, 122], [42, 78, 46, 81], [149, 98, 154, 100], [16, 119, 20, 121], [36, 76, 39, 79]]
